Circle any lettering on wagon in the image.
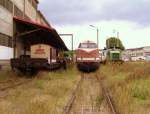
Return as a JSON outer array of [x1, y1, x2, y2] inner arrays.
[[34, 45, 46, 54]]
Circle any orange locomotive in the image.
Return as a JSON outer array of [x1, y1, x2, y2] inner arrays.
[[76, 40, 100, 72]]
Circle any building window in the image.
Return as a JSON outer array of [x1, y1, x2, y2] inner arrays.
[[0, 0, 31, 19], [14, 5, 23, 17], [6, 0, 13, 13], [0, 0, 5, 7], [131, 53, 136, 57], [0, 33, 12, 47], [0, 0, 13, 13], [28, 0, 32, 4], [136, 53, 143, 56]]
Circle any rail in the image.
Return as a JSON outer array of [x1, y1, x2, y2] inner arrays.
[[63, 73, 84, 114], [95, 74, 120, 114], [0, 79, 32, 91], [63, 73, 120, 114]]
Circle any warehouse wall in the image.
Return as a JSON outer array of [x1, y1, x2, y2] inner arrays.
[[0, 0, 52, 60], [0, 6, 12, 36], [36, 12, 47, 26], [12, 0, 47, 24], [12, 0, 24, 12], [25, 0, 37, 21]]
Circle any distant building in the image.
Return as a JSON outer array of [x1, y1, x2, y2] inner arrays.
[[122, 46, 150, 61]]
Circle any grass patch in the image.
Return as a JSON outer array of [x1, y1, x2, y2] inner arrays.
[[0, 66, 80, 114], [35, 80, 44, 89], [131, 80, 150, 101], [95, 96, 104, 107], [0, 70, 15, 81], [98, 62, 150, 114]]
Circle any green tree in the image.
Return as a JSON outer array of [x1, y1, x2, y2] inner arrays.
[[106, 37, 125, 50]]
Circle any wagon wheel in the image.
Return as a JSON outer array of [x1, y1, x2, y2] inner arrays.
[[25, 67, 38, 76]]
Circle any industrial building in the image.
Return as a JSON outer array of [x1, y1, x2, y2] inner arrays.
[[0, 0, 68, 69], [122, 46, 150, 61], [0, 0, 48, 48], [0, 0, 67, 61]]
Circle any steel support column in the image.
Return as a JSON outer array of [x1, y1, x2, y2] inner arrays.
[[59, 34, 74, 61]]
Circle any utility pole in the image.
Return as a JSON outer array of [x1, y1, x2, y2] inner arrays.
[[113, 29, 119, 38], [97, 28, 99, 48], [117, 31, 119, 38], [90, 25, 99, 48]]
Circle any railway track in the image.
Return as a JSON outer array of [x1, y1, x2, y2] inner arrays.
[[63, 73, 120, 114], [0, 72, 54, 93], [0, 79, 33, 92], [0, 79, 14, 84], [0, 72, 48, 92], [0, 78, 33, 99], [63, 73, 84, 114], [63, 73, 103, 114], [95, 75, 120, 114]]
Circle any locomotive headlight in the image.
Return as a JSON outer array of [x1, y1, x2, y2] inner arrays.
[[77, 58, 82, 60], [96, 58, 100, 60]]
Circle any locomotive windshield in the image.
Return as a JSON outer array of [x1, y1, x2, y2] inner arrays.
[[79, 43, 97, 48]]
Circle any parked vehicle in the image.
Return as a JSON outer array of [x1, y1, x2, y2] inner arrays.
[[99, 49, 107, 64], [11, 44, 62, 75], [107, 50, 122, 62], [76, 40, 100, 72], [106, 37, 124, 62]]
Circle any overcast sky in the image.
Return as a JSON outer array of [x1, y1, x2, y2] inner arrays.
[[38, 0, 150, 50]]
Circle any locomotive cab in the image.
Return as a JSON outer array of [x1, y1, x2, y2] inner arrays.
[[76, 41, 100, 72]]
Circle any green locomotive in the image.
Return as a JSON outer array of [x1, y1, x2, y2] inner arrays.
[[107, 50, 122, 61], [106, 37, 124, 62]]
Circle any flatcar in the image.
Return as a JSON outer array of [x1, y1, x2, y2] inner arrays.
[[11, 44, 64, 75], [76, 40, 100, 72]]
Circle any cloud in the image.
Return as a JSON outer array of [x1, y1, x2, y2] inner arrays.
[[56, 20, 150, 49], [100, 0, 150, 25], [38, 0, 150, 49], [39, 0, 150, 26]]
